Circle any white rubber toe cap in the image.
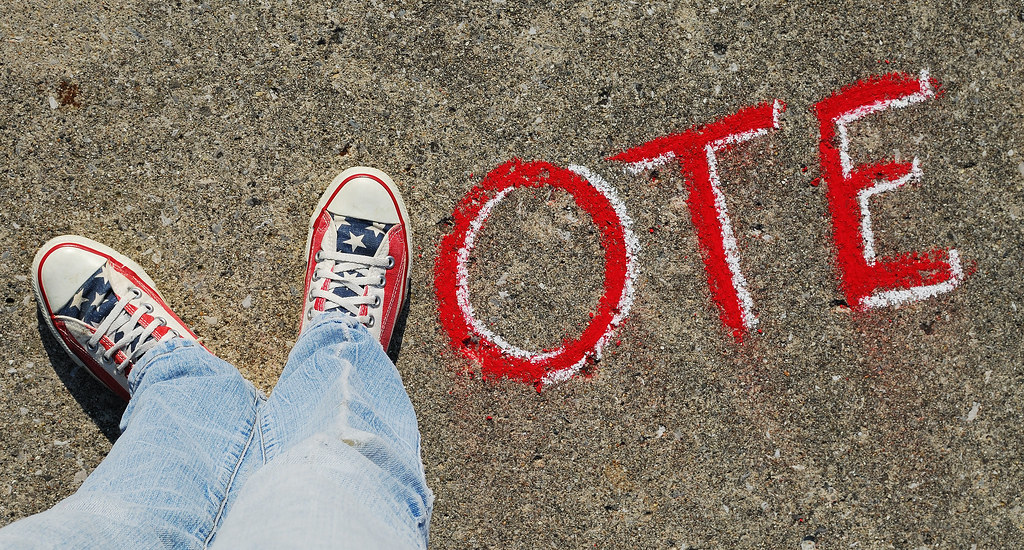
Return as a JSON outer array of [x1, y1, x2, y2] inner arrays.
[[34, 240, 107, 312], [324, 167, 404, 224]]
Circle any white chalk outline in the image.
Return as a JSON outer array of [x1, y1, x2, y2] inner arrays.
[[858, 159, 922, 266], [836, 70, 934, 179], [452, 165, 640, 387], [860, 250, 963, 309], [829, 70, 963, 309], [623, 151, 676, 176], [703, 100, 784, 330]]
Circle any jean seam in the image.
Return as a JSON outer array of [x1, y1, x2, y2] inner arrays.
[[258, 402, 268, 465], [260, 397, 276, 462], [202, 391, 261, 549]]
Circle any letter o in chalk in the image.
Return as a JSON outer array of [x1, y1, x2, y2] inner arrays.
[[435, 159, 639, 390]]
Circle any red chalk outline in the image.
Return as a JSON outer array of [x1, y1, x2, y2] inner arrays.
[[435, 160, 638, 389]]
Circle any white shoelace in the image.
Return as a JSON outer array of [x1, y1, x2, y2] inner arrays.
[[87, 287, 178, 374], [308, 249, 394, 327]]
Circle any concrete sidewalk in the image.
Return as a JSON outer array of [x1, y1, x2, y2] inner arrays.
[[1, 1, 1022, 548]]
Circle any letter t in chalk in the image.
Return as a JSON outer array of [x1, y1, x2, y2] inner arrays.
[[610, 100, 785, 339]]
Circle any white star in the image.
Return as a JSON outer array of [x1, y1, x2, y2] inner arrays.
[[90, 290, 106, 308], [335, 216, 350, 226], [343, 232, 365, 252], [366, 224, 385, 238], [69, 289, 88, 310]]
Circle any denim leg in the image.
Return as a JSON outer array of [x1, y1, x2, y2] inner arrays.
[[0, 339, 262, 550], [209, 314, 433, 549]]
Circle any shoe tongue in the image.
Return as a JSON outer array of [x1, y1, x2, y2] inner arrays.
[[56, 265, 150, 357], [58, 266, 118, 324], [332, 214, 393, 259], [327, 214, 394, 303]]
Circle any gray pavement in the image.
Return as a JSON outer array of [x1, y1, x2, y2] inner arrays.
[[2, 1, 1023, 548]]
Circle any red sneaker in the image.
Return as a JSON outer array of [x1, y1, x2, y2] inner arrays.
[[301, 167, 412, 350], [32, 236, 200, 400]]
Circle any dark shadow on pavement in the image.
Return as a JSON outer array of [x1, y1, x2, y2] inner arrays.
[[386, 287, 412, 365], [36, 309, 125, 444]]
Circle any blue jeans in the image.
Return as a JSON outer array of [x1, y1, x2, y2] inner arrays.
[[0, 314, 433, 549]]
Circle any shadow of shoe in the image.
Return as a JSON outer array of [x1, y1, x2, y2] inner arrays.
[[386, 287, 411, 364], [36, 309, 126, 444]]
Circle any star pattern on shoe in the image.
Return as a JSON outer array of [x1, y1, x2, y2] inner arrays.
[[331, 216, 392, 259], [320, 214, 396, 305], [89, 288, 107, 309], [300, 167, 412, 350], [343, 232, 366, 252], [59, 271, 115, 324], [56, 268, 168, 365], [70, 288, 89, 311]]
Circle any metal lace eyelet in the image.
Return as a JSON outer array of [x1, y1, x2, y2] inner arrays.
[[306, 309, 314, 320], [87, 342, 99, 351], [129, 287, 143, 298], [386, 256, 395, 269], [315, 250, 324, 262], [372, 295, 381, 307], [378, 275, 386, 286], [365, 316, 375, 328], [144, 303, 155, 314]]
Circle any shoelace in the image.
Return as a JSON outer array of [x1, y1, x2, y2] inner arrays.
[[87, 287, 178, 375], [308, 249, 394, 327]]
